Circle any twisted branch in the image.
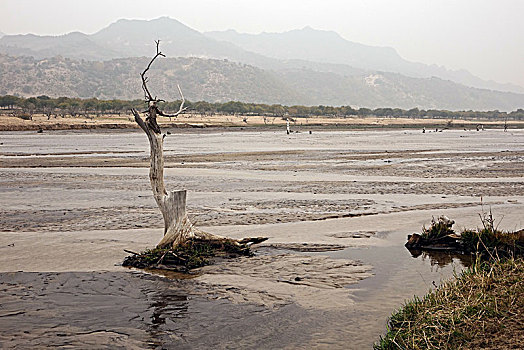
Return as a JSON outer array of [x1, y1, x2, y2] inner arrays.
[[138, 40, 188, 130], [156, 85, 188, 119], [141, 40, 165, 102]]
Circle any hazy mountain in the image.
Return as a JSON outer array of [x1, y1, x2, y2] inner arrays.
[[2, 54, 523, 111], [207, 27, 405, 72], [0, 17, 283, 70], [0, 32, 121, 61], [0, 17, 523, 109], [278, 68, 524, 110], [0, 54, 305, 105], [91, 17, 241, 59], [206, 28, 524, 94], [2, 17, 522, 94]]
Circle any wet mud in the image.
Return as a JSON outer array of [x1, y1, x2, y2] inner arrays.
[[1, 129, 523, 348]]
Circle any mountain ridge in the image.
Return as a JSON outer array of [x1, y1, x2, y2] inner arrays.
[[205, 27, 524, 94], [1, 54, 522, 111], [1, 16, 521, 94], [0, 17, 523, 110]]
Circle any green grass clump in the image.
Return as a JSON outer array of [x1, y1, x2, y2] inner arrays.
[[122, 238, 253, 272], [461, 228, 524, 256], [412, 212, 523, 257], [375, 257, 524, 349], [421, 216, 456, 240]]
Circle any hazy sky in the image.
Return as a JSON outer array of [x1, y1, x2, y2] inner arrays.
[[1, 0, 523, 87]]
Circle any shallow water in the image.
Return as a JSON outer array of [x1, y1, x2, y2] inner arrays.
[[0, 129, 522, 349], [0, 234, 472, 349]]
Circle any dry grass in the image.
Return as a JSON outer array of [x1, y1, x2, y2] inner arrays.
[[375, 257, 524, 349]]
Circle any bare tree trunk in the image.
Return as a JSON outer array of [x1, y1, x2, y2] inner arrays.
[[132, 106, 223, 248], [130, 41, 265, 250]]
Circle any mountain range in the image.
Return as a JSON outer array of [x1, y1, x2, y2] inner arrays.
[[0, 17, 523, 111], [206, 27, 524, 95]]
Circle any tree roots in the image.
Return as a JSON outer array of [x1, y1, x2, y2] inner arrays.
[[123, 237, 267, 272]]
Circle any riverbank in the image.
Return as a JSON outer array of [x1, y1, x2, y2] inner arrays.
[[375, 256, 523, 349], [1, 113, 522, 131], [1, 129, 523, 348]]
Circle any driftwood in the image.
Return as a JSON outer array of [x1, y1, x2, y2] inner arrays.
[[131, 41, 265, 250], [405, 232, 462, 252], [131, 41, 223, 248]]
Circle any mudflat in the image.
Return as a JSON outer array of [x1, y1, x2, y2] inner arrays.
[[1, 128, 523, 349]]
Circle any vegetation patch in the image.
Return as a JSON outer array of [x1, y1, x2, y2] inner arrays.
[[406, 214, 524, 258], [2, 95, 524, 122], [375, 257, 524, 349], [123, 238, 259, 273], [379, 215, 524, 349]]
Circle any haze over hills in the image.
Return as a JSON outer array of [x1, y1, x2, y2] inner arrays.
[[0, 32, 122, 61], [205, 28, 524, 94], [0, 18, 274, 66], [91, 17, 261, 62], [207, 27, 407, 72], [2, 54, 523, 111], [0, 54, 305, 105], [2, 17, 521, 94], [0, 17, 523, 110]]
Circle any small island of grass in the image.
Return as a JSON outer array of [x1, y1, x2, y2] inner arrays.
[[376, 215, 523, 349]]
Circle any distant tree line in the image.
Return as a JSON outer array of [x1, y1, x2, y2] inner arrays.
[[0, 95, 523, 120]]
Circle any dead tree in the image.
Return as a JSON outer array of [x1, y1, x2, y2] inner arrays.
[[131, 41, 223, 248]]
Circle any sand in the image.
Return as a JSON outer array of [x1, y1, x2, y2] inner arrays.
[[1, 112, 523, 131], [0, 128, 523, 348]]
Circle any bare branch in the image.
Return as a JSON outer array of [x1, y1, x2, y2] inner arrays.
[[140, 40, 166, 102], [139, 41, 187, 122], [137, 41, 191, 131], [131, 108, 147, 133], [157, 85, 188, 118]]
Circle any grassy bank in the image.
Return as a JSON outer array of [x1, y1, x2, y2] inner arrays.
[[376, 257, 523, 349], [377, 214, 524, 349]]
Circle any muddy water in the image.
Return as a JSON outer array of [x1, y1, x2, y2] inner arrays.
[[0, 129, 523, 349]]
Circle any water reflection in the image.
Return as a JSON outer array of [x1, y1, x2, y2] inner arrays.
[[150, 291, 188, 328], [139, 275, 191, 347], [144, 267, 200, 280], [407, 248, 473, 267]]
